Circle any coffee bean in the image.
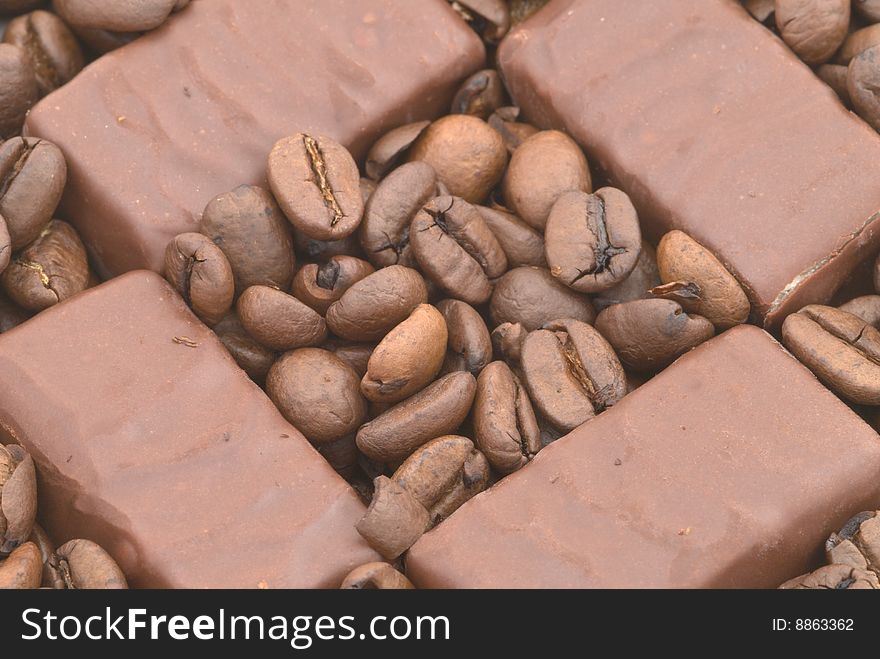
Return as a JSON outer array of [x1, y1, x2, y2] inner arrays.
[[839, 295, 880, 328], [2, 219, 89, 311], [0, 137, 66, 251], [0, 1, 43, 14], [776, 0, 849, 65], [266, 348, 366, 445], [453, 0, 511, 42], [848, 44, 880, 131], [490, 266, 596, 331], [545, 188, 642, 294], [356, 475, 430, 560], [0, 214, 10, 274], [365, 120, 430, 181], [502, 130, 592, 230], [53, 0, 178, 32], [290, 255, 375, 315], [488, 106, 539, 154], [855, 0, 880, 23], [3, 10, 84, 96], [782, 304, 880, 404], [0, 541, 41, 589], [594, 298, 715, 372], [236, 285, 326, 352], [648, 281, 702, 315], [361, 303, 447, 404], [323, 339, 375, 379], [839, 24, 880, 64], [201, 185, 295, 295], [451, 69, 506, 119], [326, 265, 428, 342], [656, 230, 750, 330], [593, 240, 660, 311], [212, 313, 275, 385], [340, 562, 414, 590], [0, 443, 36, 557], [164, 232, 234, 327], [436, 299, 492, 375], [409, 115, 508, 203], [0, 43, 37, 138], [491, 321, 527, 364], [267, 133, 363, 241], [817, 63, 851, 105], [779, 563, 879, 589], [520, 318, 626, 433], [410, 196, 507, 305], [476, 205, 546, 268], [473, 360, 541, 473], [825, 510, 880, 574], [356, 371, 476, 462], [51, 538, 128, 589], [359, 161, 436, 269], [0, 289, 29, 332]]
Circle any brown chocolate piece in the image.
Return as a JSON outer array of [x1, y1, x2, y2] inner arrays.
[[0, 271, 378, 587], [407, 326, 880, 587]]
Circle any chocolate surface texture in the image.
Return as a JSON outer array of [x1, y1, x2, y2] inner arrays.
[[0, 271, 378, 588], [498, 0, 880, 329], [25, 0, 485, 277], [407, 325, 880, 588]]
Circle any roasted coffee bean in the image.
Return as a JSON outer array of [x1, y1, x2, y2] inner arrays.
[[201, 185, 295, 295], [856, 0, 880, 23], [410, 196, 507, 305], [0, 1, 43, 14], [0, 289, 28, 332], [3, 10, 84, 96], [452, 0, 510, 42], [340, 562, 414, 590], [0, 43, 37, 138], [0, 443, 36, 557], [826, 510, 880, 576], [477, 205, 546, 268], [290, 256, 374, 315], [356, 371, 476, 462], [488, 106, 539, 154], [317, 433, 358, 479], [236, 285, 326, 352], [838, 23, 880, 64], [744, 0, 775, 23], [595, 298, 714, 372], [0, 137, 67, 250], [436, 299, 491, 375], [356, 475, 430, 560], [267, 133, 363, 241], [392, 435, 490, 525], [839, 295, 880, 328], [0, 541, 41, 589], [593, 241, 660, 311], [776, 0, 849, 65], [326, 265, 428, 342], [520, 318, 626, 433], [491, 321, 527, 364], [212, 313, 275, 384], [848, 44, 880, 131], [53, 0, 178, 32], [51, 539, 127, 589], [779, 563, 879, 589], [502, 130, 592, 231], [490, 266, 596, 331], [164, 232, 234, 326], [648, 281, 702, 315], [267, 348, 366, 445], [782, 304, 880, 404], [545, 188, 642, 294], [359, 161, 436, 269], [473, 361, 541, 473], [361, 303, 447, 404], [451, 69, 506, 119], [292, 224, 363, 262], [656, 230, 750, 329], [817, 63, 851, 105], [365, 121, 430, 181], [2, 220, 89, 311], [323, 339, 374, 379], [409, 115, 507, 203], [0, 215, 9, 275]]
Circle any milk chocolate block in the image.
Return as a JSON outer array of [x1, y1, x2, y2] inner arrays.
[[498, 0, 880, 329], [407, 326, 880, 588], [0, 271, 378, 588], [26, 0, 484, 278]]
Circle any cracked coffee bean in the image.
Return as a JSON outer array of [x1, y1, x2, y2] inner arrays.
[[545, 188, 642, 294], [266, 348, 366, 445], [361, 303, 447, 404], [450, 68, 506, 119], [290, 255, 375, 315], [476, 205, 546, 268], [340, 562, 414, 590], [436, 299, 492, 376], [839, 295, 880, 328], [53, 0, 179, 32], [473, 360, 541, 474], [409, 115, 508, 203], [0, 541, 41, 589], [502, 130, 592, 231], [775, 0, 849, 65], [236, 285, 327, 352], [410, 196, 508, 306], [0, 137, 67, 251], [826, 510, 880, 576], [356, 371, 476, 463], [267, 133, 363, 241], [1, 443, 37, 557], [451, 0, 511, 43], [782, 304, 880, 404], [50, 538, 128, 589], [490, 266, 596, 331], [593, 240, 660, 312], [779, 563, 879, 589], [595, 298, 715, 372], [164, 232, 234, 327], [848, 44, 880, 132], [0, 43, 37, 139], [2, 219, 89, 311], [491, 321, 528, 364], [3, 9, 85, 96], [359, 161, 436, 269], [212, 313, 275, 385], [521, 318, 626, 433], [365, 120, 430, 181], [356, 475, 430, 560], [201, 185, 295, 295], [326, 265, 428, 342], [488, 106, 539, 154]]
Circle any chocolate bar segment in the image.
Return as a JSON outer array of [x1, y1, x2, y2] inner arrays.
[[25, 0, 484, 277], [0, 271, 378, 588], [407, 325, 880, 588], [498, 0, 880, 329]]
